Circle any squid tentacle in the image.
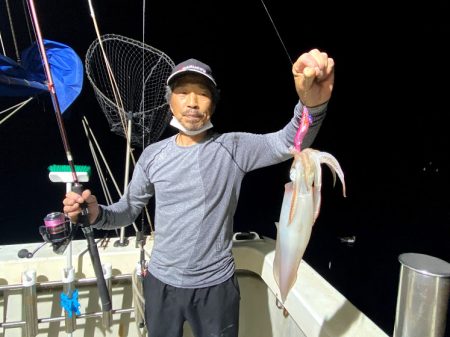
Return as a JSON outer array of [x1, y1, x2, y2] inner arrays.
[[318, 152, 346, 197]]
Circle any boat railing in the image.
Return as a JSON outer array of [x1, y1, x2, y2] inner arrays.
[[0, 273, 138, 334]]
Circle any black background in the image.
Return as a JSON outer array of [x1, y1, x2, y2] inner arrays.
[[1, 1, 449, 335]]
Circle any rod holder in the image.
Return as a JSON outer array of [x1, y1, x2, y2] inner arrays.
[[134, 263, 146, 328], [62, 267, 76, 333], [393, 253, 450, 337], [22, 269, 38, 337], [102, 263, 113, 329]]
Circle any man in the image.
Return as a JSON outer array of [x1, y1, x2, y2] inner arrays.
[[63, 48, 334, 337]]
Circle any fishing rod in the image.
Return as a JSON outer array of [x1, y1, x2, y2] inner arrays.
[[26, 0, 112, 319]]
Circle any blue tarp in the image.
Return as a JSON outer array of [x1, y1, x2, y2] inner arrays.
[[0, 40, 83, 113]]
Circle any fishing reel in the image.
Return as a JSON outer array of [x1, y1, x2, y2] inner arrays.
[[39, 212, 78, 255]]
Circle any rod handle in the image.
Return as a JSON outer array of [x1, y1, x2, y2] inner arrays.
[[83, 227, 112, 313], [72, 183, 89, 227]]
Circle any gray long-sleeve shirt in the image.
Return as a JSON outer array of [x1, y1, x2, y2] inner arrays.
[[95, 101, 326, 288]]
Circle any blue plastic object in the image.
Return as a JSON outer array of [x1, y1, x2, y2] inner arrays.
[[0, 40, 83, 113], [60, 289, 81, 318]]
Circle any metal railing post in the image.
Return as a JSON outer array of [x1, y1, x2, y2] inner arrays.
[[102, 263, 113, 329], [62, 267, 77, 333], [22, 270, 38, 337]]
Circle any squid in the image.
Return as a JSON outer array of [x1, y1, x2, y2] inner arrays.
[[273, 107, 346, 303]]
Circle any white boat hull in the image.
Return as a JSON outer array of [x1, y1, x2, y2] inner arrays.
[[0, 235, 388, 337]]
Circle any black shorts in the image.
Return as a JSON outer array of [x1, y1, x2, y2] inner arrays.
[[143, 273, 240, 337]]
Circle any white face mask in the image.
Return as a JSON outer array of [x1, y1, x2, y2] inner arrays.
[[169, 116, 213, 136]]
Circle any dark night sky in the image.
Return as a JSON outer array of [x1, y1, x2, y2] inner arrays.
[[1, 1, 449, 335]]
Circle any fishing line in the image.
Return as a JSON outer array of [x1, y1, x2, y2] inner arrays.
[[87, 0, 128, 134], [5, 0, 20, 62], [259, 0, 312, 144], [21, 0, 34, 45], [81, 118, 125, 240], [0, 32, 6, 56], [139, 0, 153, 259], [259, 0, 293, 65], [82, 116, 122, 202], [81, 117, 142, 233], [142, 0, 146, 148], [86, 1, 144, 245], [81, 118, 114, 206], [0, 97, 33, 125]]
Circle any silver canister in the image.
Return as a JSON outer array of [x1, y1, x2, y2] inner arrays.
[[393, 253, 450, 337]]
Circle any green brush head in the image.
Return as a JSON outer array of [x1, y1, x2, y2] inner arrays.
[[48, 164, 92, 176]]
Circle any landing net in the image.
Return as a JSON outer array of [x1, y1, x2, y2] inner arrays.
[[85, 34, 174, 147]]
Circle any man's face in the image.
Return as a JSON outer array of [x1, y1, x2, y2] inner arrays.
[[170, 74, 214, 132]]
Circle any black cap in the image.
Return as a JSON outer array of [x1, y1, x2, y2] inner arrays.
[[167, 58, 217, 88]]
